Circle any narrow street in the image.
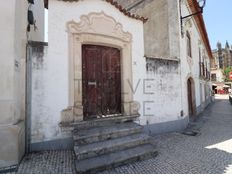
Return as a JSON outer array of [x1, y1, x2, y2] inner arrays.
[[16, 95, 232, 174]]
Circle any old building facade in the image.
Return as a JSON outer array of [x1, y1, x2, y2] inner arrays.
[[0, 0, 213, 171], [116, 0, 212, 127], [29, 0, 145, 150], [28, 0, 212, 149]]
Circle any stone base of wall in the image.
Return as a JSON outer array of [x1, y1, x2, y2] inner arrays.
[[143, 117, 189, 135], [0, 121, 25, 169], [30, 137, 73, 152]]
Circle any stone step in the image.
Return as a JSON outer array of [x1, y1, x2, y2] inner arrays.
[[74, 133, 149, 160], [71, 114, 139, 130], [75, 144, 157, 174], [73, 122, 143, 145]]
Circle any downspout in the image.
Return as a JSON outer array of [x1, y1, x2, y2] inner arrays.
[[179, 0, 184, 37], [25, 2, 33, 153], [179, 0, 184, 118], [25, 42, 32, 154]]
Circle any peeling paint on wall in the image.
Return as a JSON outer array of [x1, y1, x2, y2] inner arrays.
[[146, 58, 179, 74], [28, 43, 67, 144], [142, 58, 182, 124], [32, 46, 45, 70], [30, 44, 48, 143]]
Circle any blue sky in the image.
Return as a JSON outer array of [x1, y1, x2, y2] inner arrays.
[[203, 0, 232, 49]]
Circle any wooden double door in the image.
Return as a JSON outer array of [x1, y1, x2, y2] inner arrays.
[[82, 45, 121, 120], [187, 78, 196, 119], [187, 79, 194, 116]]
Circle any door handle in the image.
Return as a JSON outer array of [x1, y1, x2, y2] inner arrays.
[[88, 81, 97, 86]]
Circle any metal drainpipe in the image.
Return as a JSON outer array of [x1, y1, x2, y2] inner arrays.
[[178, 0, 184, 118], [25, 2, 33, 152], [25, 42, 32, 154], [179, 0, 184, 37]]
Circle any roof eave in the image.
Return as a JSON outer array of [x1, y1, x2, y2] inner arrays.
[[51, 0, 147, 23], [187, 0, 213, 59]]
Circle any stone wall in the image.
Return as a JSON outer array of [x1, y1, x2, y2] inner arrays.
[[117, 0, 180, 60], [0, 0, 27, 170], [0, 0, 45, 170], [142, 58, 183, 125]]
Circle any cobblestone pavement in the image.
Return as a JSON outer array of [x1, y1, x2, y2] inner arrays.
[[15, 95, 232, 174]]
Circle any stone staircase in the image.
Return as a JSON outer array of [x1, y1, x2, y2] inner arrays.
[[72, 115, 157, 174]]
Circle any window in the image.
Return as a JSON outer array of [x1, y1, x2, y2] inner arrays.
[[211, 74, 216, 81], [199, 48, 201, 61], [186, 32, 192, 57], [199, 48, 201, 76]]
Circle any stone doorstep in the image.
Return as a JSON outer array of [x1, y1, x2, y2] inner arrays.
[[73, 122, 143, 145], [70, 114, 140, 130], [72, 115, 157, 174], [73, 122, 142, 136], [0, 165, 18, 174], [74, 133, 150, 160], [75, 144, 157, 174]]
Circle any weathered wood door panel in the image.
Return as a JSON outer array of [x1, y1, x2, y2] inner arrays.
[[82, 45, 121, 120], [187, 79, 193, 116], [187, 78, 196, 119]]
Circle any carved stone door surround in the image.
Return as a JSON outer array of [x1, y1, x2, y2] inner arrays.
[[65, 12, 138, 122]]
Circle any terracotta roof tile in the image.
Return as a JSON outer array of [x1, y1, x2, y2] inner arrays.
[[52, 0, 148, 23]]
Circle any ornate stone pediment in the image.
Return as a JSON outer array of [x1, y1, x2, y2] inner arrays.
[[67, 11, 132, 42]]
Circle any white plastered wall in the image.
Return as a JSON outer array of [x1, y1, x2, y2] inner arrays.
[[31, 0, 145, 143], [0, 0, 27, 168], [179, 1, 211, 116]]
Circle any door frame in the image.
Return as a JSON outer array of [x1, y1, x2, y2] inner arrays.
[[82, 44, 122, 119], [187, 77, 196, 119], [66, 12, 139, 121]]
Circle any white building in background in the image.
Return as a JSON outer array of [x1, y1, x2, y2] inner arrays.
[[0, 0, 45, 170]]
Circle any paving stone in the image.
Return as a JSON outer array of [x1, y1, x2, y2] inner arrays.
[[15, 95, 232, 174], [75, 133, 149, 160], [75, 144, 157, 174]]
